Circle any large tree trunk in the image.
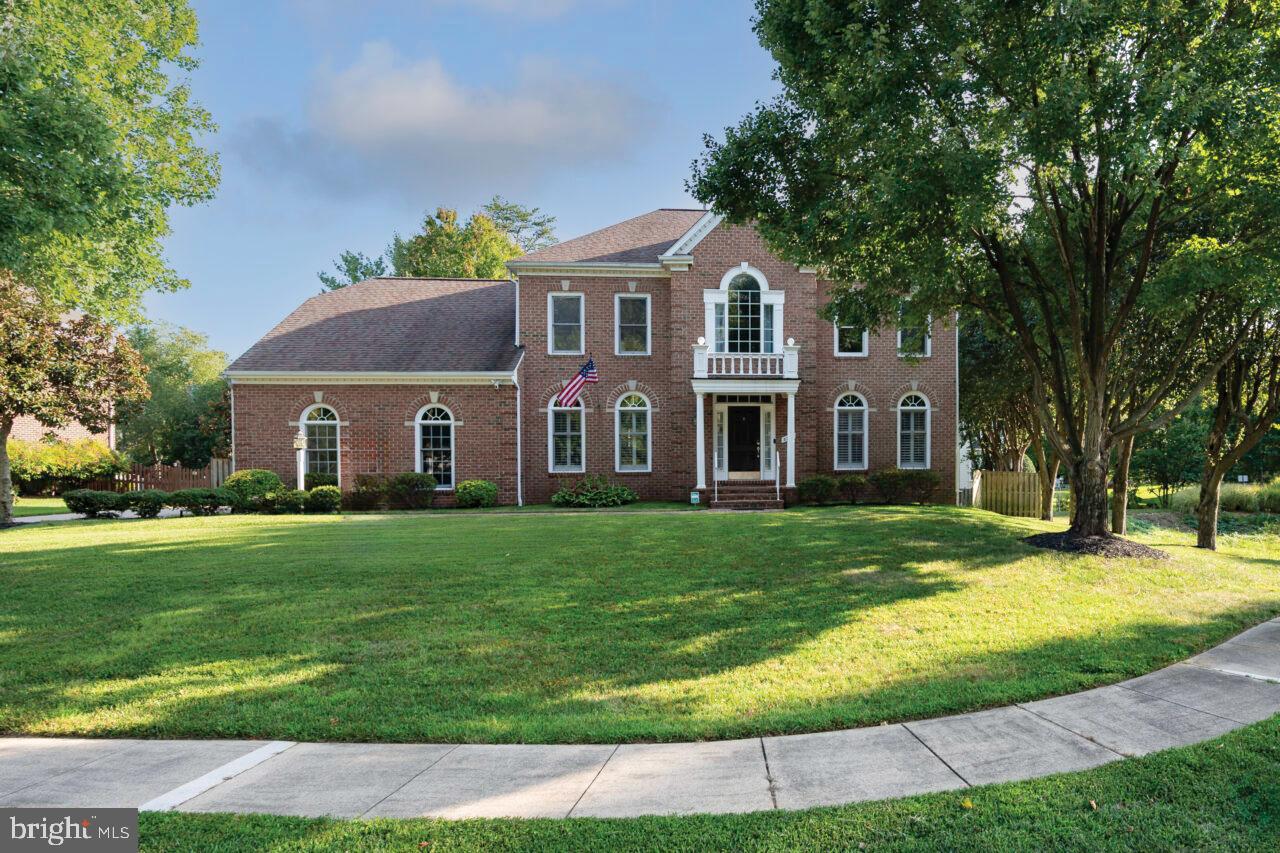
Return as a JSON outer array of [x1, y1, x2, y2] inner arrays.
[[0, 418, 13, 526], [1196, 467, 1225, 551], [1111, 436, 1135, 535], [1069, 453, 1111, 538]]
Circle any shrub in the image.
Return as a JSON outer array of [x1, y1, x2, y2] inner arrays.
[[62, 489, 124, 518], [550, 476, 635, 508], [124, 489, 169, 519], [871, 469, 942, 504], [223, 468, 284, 509], [170, 488, 233, 516], [1168, 485, 1200, 514], [1172, 482, 1267, 514], [263, 489, 308, 514], [345, 473, 389, 510], [305, 472, 338, 491], [1260, 481, 1280, 514], [836, 473, 868, 504], [306, 485, 342, 514], [456, 479, 500, 508], [797, 474, 838, 504], [8, 438, 127, 494], [387, 472, 437, 509]]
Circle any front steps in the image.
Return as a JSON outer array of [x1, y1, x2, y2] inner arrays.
[[709, 481, 784, 511]]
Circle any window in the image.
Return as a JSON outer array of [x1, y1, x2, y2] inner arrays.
[[835, 323, 868, 356], [715, 273, 775, 353], [549, 399, 585, 472], [416, 405, 454, 488], [302, 405, 339, 482], [897, 311, 931, 357], [615, 393, 651, 472], [898, 394, 930, 469], [834, 394, 868, 470], [615, 294, 650, 355], [548, 293, 584, 354]]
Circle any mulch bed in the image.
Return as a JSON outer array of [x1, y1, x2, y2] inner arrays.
[[1023, 531, 1171, 560]]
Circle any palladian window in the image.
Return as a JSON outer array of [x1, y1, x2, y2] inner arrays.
[[715, 273, 774, 353]]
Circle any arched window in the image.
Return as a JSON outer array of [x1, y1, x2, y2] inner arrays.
[[549, 398, 585, 473], [615, 393, 651, 473], [834, 393, 868, 470], [897, 394, 930, 469], [719, 272, 774, 353], [416, 405, 454, 488], [301, 405, 339, 483]]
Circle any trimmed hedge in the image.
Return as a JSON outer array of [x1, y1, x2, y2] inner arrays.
[[797, 475, 838, 504], [388, 472, 437, 509], [304, 472, 338, 491], [837, 473, 868, 504], [456, 479, 500, 508], [262, 489, 308, 514], [306, 485, 342, 514], [170, 488, 234, 516], [124, 490, 169, 519], [551, 476, 636, 508], [62, 489, 125, 518], [223, 469, 284, 509], [870, 469, 942, 504], [8, 438, 127, 494], [345, 474, 388, 510]]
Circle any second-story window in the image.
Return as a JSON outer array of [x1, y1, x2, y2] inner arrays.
[[616, 294, 650, 355], [549, 293, 584, 355], [718, 273, 774, 353], [835, 322, 868, 356], [897, 308, 931, 357]]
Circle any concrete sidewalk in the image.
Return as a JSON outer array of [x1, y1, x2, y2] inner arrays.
[[2, 618, 1277, 820]]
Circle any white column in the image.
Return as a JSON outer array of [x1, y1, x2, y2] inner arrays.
[[695, 392, 707, 490], [786, 392, 796, 488], [296, 447, 306, 490]]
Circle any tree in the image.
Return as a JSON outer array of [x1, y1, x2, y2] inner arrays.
[[692, 1, 1280, 547], [1130, 408, 1208, 508], [318, 251, 387, 292], [481, 196, 557, 253], [959, 315, 1037, 472], [115, 324, 230, 468], [0, 280, 148, 524], [389, 208, 520, 279]]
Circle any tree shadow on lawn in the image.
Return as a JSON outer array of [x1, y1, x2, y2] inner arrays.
[[1, 507, 1274, 743]]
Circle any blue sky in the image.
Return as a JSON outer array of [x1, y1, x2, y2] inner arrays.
[[150, 0, 779, 359]]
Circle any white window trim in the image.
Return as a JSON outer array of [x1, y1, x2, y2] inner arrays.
[[896, 393, 932, 470], [614, 293, 651, 357], [414, 404, 456, 490], [300, 403, 341, 487], [833, 323, 869, 358], [547, 291, 585, 356], [548, 399, 586, 473], [614, 393, 652, 473], [897, 315, 932, 358], [833, 394, 869, 471], [703, 265, 785, 354]]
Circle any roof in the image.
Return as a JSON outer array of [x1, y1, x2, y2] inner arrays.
[[513, 208, 707, 265], [228, 278, 521, 374]]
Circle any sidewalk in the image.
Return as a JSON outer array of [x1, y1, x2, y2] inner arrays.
[[1, 619, 1277, 820]]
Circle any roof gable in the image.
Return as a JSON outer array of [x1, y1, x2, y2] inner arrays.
[[512, 209, 706, 265]]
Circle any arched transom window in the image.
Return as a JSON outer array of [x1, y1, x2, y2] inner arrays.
[[615, 393, 651, 473], [716, 272, 774, 353], [549, 398, 585, 473], [834, 393, 868, 470], [897, 394, 930, 469], [416, 405, 454, 488], [301, 405, 339, 481]]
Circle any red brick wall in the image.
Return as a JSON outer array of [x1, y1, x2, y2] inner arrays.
[[230, 383, 519, 506], [10, 415, 110, 446]]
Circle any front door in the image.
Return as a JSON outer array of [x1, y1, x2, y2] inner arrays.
[[727, 406, 761, 476]]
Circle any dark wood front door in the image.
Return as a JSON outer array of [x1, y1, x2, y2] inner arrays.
[[728, 406, 761, 473]]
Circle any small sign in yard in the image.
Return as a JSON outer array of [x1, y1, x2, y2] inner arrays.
[[690, 491, 700, 505]]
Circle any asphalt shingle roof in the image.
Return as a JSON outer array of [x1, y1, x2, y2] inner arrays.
[[228, 278, 520, 374], [514, 208, 706, 264]]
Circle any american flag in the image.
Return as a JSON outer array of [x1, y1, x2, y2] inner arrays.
[[557, 357, 598, 407]]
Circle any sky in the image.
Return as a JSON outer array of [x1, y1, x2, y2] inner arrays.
[[149, 0, 781, 360]]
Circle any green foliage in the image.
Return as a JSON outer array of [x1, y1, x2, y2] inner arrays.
[[305, 485, 342, 514], [345, 474, 389, 510], [61, 489, 124, 518], [387, 472, 437, 510], [304, 472, 338, 490], [797, 474, 838, 504], [1170, 484, 1265, 515], [317, 250, 387, 292], [1131, 410, 1209, 506], [388, 208, 520, 280], [870, 470, 942, 505], [480, 196, 557, 253], [222, 469, 284, 509], [550, 476, 636, 508], [123, 489, 169, 519], [1261, 481, 1280, 514], [114, 324, 229, 468], [836, 473, 868, 504], [262, 489, 308, 515], [455, 479, 500, 509], [6, 439, 127, 494], [169, 488, 231, 516]]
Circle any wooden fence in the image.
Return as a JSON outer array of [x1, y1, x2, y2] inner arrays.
[[87, 458, 232, 492], [972, 470, 1042, 518]]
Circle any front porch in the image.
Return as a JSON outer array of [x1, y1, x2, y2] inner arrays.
[[692, 378, 800, 506]]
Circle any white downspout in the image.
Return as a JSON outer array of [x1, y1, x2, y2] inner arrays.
[[514, 352, 524, 507], [228, 381, 237, 472]]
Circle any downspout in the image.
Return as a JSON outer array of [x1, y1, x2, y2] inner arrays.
[[954, 315, 960, 505], [514, 352, 524, 507], [228, 380, 237, 472]]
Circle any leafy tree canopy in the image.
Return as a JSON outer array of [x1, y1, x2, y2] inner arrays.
[[318, 251, 388, 292]]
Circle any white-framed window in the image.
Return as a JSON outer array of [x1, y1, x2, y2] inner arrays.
[[615, 393, 651, 472], [897, 311, 931, 357], [704, 265, 784, 354], [897, 393, 930, 469], [301, 404, 340, 484], [834, 322, 868, 357], [549, 398, 585, 472], [548, 292, 584, 355], [615, 293, 650, 356], [834, 393, 868, 470], [415, 405, 454, 489]]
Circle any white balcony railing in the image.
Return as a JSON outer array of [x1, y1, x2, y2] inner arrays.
[[693, 339, 799, 379]]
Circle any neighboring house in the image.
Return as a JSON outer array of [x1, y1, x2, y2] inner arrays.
[[11, 414, 114, 449], [226, 210, 959, 507]]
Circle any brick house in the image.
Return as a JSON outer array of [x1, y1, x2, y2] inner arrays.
[[226, 210, 959, 507]]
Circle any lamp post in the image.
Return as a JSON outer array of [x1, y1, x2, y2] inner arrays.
[[293, 429, 307, 490]]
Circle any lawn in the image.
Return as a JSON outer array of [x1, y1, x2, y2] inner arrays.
[[9, 496, 67, 518], [1, 506, 1277, 743], [137, 714, 1280, 851]]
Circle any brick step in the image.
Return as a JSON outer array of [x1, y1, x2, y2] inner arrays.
[[709, 498, 785, 511], [714, 487, 781, 498]]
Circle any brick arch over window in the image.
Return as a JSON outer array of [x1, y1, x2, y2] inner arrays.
[[826, 380, 875, 411], [889, 380, 942, 404], [539, 381, 597, 411], [285, 391, 349, 424], [402, 391, 463, 423], [606, 381, 663, 412]]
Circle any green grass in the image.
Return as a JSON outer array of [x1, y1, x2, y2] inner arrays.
[[138, 715, 1280, 851], [1, 506, 1278, 743], [9, 496, 67, 518]]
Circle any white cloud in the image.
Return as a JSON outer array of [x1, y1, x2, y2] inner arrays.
[[235, 43, 655, 200]]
